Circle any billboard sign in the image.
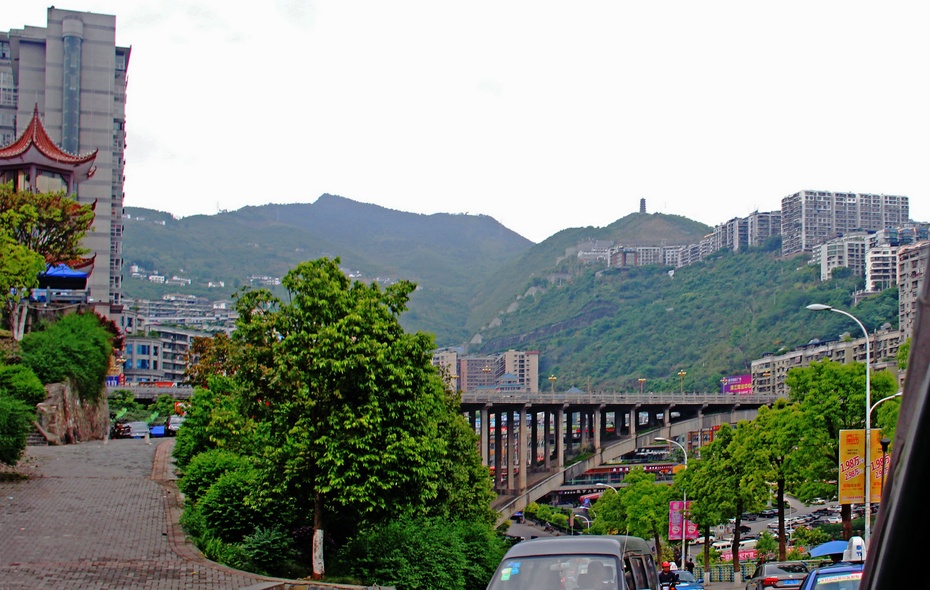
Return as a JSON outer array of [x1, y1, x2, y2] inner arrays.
[[839, 429, 888, 504], [721, 374, 752, 395], [669, 500, 699, 540]]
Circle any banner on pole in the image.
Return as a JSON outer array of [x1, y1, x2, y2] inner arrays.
[[669, 501, 699, 540], [839, 429, 887, 504]]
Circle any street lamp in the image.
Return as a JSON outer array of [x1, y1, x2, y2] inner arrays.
[[549, 374, 557, 393], [576, 514, 591, 530], [596, 482, 618, 494], [638, 378, 646, 394], [678, 369, 687, 394], [657, 436, 688, 568], [807, 303, 872, 546]]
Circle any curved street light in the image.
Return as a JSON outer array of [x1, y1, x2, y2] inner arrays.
[[807, 303, 872, 546], [596, 482, 618, 494], [657, 436, 689, 568], [548, 374, 557, 393]]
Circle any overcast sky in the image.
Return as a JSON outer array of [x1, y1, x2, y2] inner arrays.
[[7, 2, 930, 242]]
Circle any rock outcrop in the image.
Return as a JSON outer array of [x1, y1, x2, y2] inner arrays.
[[34, 382, 109, 444]]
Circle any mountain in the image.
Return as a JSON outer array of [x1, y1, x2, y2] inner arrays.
[[122, 194, 533, 343], [121, 199, 901, 390]]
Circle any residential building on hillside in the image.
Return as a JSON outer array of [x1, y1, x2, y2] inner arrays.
[[812, 232, 869, 281], [714, 217, 749, 252], [866, 246, 899, 292], [1, 8, 130, 318], [751, 324, 903, 397], [432, 349, 540, 393], [122, 326, 217, 384], [898, 241, 929, 337], [748, 210, 782, 247], [781, 190, 909, 255]]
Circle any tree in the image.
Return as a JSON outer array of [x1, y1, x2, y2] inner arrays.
[[19, 312, 115, 402], [786, 360, 898, 539], [0, 184, 95, 340], [677, 455, 727, 570], [0, 234, 45, 340], [691, 423, 769, 576], [0, 394, 34, 465], [742, 399, 806, 559], [230, 257, 492, 579], [589, 468, 673, 556], [184, 332, 236, 387]]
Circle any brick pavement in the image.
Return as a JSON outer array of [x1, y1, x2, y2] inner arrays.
[[0, 437, 278, 589]]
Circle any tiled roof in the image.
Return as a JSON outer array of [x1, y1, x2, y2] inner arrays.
[[0, 104, 98, 179]]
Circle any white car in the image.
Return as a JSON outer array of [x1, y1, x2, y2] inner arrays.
[[712, 539, 734, 550], [810, 497, 827, 505], [690, 535, 715, 545]]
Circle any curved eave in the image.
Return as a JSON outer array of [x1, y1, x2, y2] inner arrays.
[[0, 144, 98, 182]]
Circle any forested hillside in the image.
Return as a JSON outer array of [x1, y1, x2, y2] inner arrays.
[[121, 195, 533, 343], [469, 242, 899, 392]]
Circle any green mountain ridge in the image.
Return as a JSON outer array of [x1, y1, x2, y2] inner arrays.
[[121, 199, 900, 391]]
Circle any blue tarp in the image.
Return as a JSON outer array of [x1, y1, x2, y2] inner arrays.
[[809, 540, 849, 557], [42, 264, 88, 278]]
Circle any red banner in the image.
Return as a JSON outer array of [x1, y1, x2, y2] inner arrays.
[[669, 501, 699, 540]]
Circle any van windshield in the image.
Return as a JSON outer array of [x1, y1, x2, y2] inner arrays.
[[487, 555, 621, 590]]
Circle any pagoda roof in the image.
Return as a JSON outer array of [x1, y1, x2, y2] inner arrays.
[[0, 105, 97, 181]]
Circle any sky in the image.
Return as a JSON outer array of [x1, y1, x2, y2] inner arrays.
[[6, 1, 930, 243]]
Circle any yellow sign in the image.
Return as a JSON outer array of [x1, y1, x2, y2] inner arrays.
[[838, 429, 888, 504]]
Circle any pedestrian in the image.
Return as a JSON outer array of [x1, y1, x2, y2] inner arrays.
[[685, 558, 694, 574]]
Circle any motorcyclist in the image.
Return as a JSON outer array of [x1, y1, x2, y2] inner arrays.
[[658, 561, 678, 588]]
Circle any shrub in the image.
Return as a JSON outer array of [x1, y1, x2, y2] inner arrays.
[[340, 518, 467, 590], [19, 312, 112, 402], [0, 364, 46, 406], [199, 535, 246, 569], [523, 501, 540, 520], [198, 465, 263, 543], [241, 526, 294, 576], [178, 449, 252, 505], [0, 393, 35, 465]]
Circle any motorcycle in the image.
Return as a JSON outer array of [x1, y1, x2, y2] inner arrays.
[[110, 421, 131, 439]]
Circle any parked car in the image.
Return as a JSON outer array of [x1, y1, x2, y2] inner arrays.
[[149, 423, 165, 437], [690, 535, 715, 545], [486, 535, 661, 590], [674, 569, 704, 590], [809, 497, 827, 505], [759, 508, 778, 518], [796, 562, 863, 590], [744, 561, 809, 590], [166, 415, 185, 436], [127, 421, 150, 438], [741, 512, 758, 521]]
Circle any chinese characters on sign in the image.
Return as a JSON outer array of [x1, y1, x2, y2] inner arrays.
[[669, 501, 699, 540], [839, 429, 888, 504]]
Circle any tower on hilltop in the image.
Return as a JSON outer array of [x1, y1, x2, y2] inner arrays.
[[640, 198, 646, 214]]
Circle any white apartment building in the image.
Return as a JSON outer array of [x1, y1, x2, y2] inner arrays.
[[1, 8, 130, 317], [812, 233, 868, 282], [781, 190, 909, 255], [898, 242, 929, 337]]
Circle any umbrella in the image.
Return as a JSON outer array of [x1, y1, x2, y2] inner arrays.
[[809, 540, 848, 557]]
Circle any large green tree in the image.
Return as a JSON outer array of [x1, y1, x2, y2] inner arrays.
[[741, 400, 806, 559], [0, 184, 95, 340], [786, 359, 898, 539], [230, 257, 493, 579], [589, 468, 673, 556]]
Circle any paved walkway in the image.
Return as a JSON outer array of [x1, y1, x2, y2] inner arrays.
[[0, 437, 278, 589]]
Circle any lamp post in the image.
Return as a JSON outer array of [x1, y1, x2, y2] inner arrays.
[[657, 436, 688, 568], [638, 378, 646, 394], [807, 303, 872, 546], [870, 392, 901, 505], [596, 482, 618, 494], [549, 374, 557, 393], [678, 369, 687, 394], [576, 514, 591, 530]]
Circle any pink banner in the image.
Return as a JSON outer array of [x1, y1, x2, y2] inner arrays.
[[669, 501, 699, 540]]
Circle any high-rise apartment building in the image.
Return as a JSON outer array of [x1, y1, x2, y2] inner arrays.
[[1, 8, 129, 317], [781, 190, 909, 255], [898, 242, 929, 337]]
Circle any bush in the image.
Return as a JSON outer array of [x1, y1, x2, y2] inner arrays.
[[178, 449, 252, 505], [241, 526, 294, 576], [0, 393, 35, 465], [337, 519, 506, 590], [0, 364, 46, 406], [523, 501, 540, 520], [198, 465, 263, 543], [19, 312, 112, 402], [199, 535, 246, 569]]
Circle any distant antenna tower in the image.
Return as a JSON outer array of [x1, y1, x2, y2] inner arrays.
[[640, 198, 646, 214]]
